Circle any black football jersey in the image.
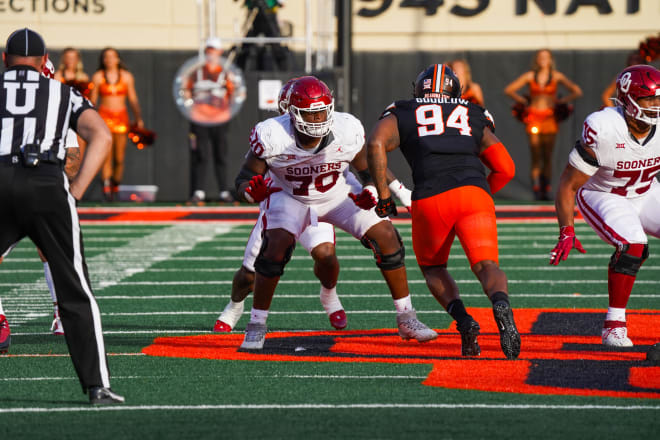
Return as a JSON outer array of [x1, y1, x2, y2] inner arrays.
[[383, 97, 495, 200]]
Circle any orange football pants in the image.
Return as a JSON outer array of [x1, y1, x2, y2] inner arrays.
[[412, 186, 499, 267]]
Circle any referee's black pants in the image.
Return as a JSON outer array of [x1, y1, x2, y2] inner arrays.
[[0, 161, 111, 392]]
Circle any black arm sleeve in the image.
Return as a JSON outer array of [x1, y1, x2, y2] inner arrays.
[[357, 169, 372, 185], [575, 139, 599, 167], [235, 166, 259, 192]]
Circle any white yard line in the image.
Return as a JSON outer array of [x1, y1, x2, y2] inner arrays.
[[1, 224, 234, 327], [0, 374, 428, 382], [0, 352, 145, 358], [0, 403, 658, 414], [85, 279, 659, 287], [90, 293, 659, 300], [144, 254, 633, 261]]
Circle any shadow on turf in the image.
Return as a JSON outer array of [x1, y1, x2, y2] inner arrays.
[[0, 396, 87, 405]]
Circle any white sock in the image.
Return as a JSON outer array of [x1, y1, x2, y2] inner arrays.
[[393, 295, 413, 314], [319, 285, 342, 315], [228, 299, 244, 311], [44, 262, 57, 303], [250, 308, 269, 325], [605, 307, 626, 322]]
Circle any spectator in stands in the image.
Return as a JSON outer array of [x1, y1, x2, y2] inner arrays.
[[186, 37, 236, 204]]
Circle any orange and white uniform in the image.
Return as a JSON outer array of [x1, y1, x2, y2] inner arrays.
[[524, 76, 558, 135], [97, 76, 130, 134]]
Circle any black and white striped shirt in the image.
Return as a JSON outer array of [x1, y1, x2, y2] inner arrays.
[[0, 65, 92, 160]]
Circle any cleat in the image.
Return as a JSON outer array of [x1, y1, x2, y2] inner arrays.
[[396, 310, 438, 343], [602, 322, 633, 347], [51, 311, 64, 336], [187, 190, 206, 206], [213, 300, 244, 332], [240, 322, 267, 350], [457, 317, 481, 357], [89, 387, 125, 405], [0, 314, 10, 354], [213, 320, 233, 332], [219, 190, 234, 203], [493, 302, 521, 359], [329, 310, 347, 330]]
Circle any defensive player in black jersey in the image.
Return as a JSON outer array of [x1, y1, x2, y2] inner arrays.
[[366, 63, 521, 359]]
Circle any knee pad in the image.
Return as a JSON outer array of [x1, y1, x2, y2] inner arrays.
[[609, 243, 648, 276], [360, 228, 405, 270], [254, 235, 295, 278]]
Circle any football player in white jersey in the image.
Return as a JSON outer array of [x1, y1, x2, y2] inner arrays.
[[234, 76, 435, 350], [550, 65, 660, 347], [213, 78, 413, 333]]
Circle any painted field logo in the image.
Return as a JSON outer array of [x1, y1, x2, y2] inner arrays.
[[142, 308, 660, 399]]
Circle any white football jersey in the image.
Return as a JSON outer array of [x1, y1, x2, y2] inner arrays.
[[248, 111, 365, 203], [569, 106, 660, 198]]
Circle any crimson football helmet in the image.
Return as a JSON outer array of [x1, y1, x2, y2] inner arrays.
[[287, 76, 334, 137], [614, 64, 660, 125], [413, 64, 461, 99], [277, 77, 299, 115], [42, 58, 55, 79]]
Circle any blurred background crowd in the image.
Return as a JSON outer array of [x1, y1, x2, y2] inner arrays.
[[8, 0, 659, 203]]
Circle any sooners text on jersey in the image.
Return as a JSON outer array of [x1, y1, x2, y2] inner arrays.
[[249, 112, 365, 203], [580, 107, 660, 198]]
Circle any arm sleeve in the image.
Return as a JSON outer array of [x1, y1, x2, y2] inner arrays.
[[379, 102, 396, 119], [570, 112, 601, 176], [479, 142, 515, 194], [568, 143, 599, 176]]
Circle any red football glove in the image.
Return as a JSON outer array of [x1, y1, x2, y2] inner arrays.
[[244, 175, 282, 203], [349, 185, 377, 210], [549, 225, 586, 265]]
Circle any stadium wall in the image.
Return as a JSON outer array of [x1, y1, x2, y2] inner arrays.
[[69, 48, 630, 202]]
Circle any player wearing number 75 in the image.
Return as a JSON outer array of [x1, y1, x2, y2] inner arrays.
[[550, 64, 660, 348]]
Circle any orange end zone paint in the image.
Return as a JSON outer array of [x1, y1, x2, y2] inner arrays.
[[142, 308, 660, 399]]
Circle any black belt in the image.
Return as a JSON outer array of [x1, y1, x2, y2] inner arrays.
[[0, 151, 62, 165]]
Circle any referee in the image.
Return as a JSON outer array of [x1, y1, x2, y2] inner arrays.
[[0, 28, 123, 404]]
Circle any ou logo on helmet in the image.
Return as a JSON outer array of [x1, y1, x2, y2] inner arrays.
[[619, 72, 632, 93]]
